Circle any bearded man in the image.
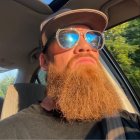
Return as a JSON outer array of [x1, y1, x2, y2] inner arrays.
[[0, 9, 140, 139], [40, 24, 122, 122]]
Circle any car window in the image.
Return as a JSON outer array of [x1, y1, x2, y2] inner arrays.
[[0, 69, 18, 99], [105, 17, 140, 97], [34, 69, 46, 85]]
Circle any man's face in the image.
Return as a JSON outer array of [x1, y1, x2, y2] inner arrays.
[[40, 25, 99, 72], [40, 25, 122, 122]]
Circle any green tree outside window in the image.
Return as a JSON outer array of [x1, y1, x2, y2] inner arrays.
[[105, 18, 140, 95]]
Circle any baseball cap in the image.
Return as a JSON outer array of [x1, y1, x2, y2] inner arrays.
[[40, 8, 108, 49]]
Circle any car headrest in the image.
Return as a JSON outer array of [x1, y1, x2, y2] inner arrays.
[[14, 83, 46, 110]]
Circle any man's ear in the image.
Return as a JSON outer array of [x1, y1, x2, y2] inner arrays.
[[39, 53, 49, 71]]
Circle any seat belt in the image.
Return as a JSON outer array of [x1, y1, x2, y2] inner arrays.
[[106, 113, 126, 139]]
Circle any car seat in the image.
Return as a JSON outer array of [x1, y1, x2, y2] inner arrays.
[[1, 83, 46, 120]]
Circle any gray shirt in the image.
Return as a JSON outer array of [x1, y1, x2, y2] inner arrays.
[[0, 103, 140, 139]]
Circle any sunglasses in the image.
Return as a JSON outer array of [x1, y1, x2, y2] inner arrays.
[[55, 28, 105, 50]]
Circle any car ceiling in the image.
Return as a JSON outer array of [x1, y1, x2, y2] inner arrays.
[[0, 0, 139, 70]]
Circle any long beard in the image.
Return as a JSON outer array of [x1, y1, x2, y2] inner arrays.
[[46, 54, 122, 122]]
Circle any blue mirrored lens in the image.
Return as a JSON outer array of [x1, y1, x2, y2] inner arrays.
[[86, 32, 101, 49], [59, 30, 79, 49]]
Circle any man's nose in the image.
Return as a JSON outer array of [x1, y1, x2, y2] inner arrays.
[[73, 36, 96, 54]]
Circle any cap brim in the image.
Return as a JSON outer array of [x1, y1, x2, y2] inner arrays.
[[41, 9, 108, 46]]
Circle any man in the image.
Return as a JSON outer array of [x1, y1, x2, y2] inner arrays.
[[0, 8, 140, 139]]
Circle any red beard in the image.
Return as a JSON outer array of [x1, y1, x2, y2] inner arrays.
[[46, 54, 122, 122]]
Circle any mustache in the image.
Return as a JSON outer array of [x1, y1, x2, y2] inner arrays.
[[66, 53, 98, 68]]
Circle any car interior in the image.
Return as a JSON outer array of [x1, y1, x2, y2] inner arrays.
[[0, 0, 140, 120]]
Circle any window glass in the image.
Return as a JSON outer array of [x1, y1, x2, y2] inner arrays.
[[38, 69, 47, 85], [105, 18, 140, 96], [0, 69, 18, 98], [41, 0, 54, 5]]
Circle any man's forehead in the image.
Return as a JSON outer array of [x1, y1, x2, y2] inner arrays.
[[65, 25, 91, 30]]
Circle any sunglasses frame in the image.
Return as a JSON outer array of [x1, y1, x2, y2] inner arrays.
[[55, 28, 105, 50]]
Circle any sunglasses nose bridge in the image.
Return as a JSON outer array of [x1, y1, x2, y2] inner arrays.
[[79, 32, 85, 39], [74, 34, 94, 53]]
